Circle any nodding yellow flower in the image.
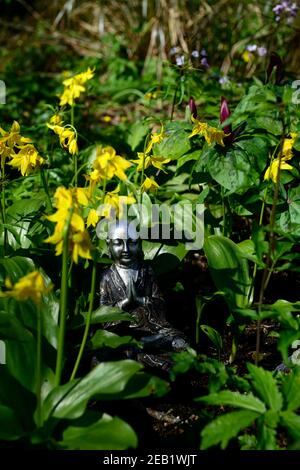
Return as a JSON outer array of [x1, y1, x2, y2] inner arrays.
[[141, 176, 160, 193], [45, 187, 92, 263], [264, 133, 297, 183], [59, 67, 95, 107], [145, 126, 166, 154], [264, 158, 293, 183], [49, 114, 63, 125], [131, 152, 170, 172], [145, 92, 157, 100], [242, 51, 253, 63], [86, 146, 132, 194], [8, 144, 44, 176], [87, 208, 100, 228], [0, 271, 52, 305], [281, 133, 297, 159], [0, 121, 32, 149], [98, 185, 136, 219], [0, 141, 11, 164], [47, 123, 78, 155], [189, 116, 227, 146]]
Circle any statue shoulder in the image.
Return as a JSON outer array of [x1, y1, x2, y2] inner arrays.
[[99, 265, 115, 282]]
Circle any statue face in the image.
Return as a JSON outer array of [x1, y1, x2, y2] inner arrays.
[[108, 238, 140, 267], [107, 220, 142, 267]]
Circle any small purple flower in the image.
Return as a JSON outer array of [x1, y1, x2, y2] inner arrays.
[[201, 48, 207, 57], [191, 50, 199, 58], [219, 76, 230, 85], [176, 55, 185, 66], [200, 57, 209, 68], [257, 46, 267, 57], [170, 46, 180, 56], [246, 44, 257, 52], [273, 1, 299, 23]]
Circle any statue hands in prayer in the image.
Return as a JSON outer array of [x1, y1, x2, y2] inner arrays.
[[98, 220, 189, 370]]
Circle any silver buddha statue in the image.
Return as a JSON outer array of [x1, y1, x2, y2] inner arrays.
[[99, 220, 189, 370]]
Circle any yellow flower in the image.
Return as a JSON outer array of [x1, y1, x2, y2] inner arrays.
[[59, 67, 95, 107], [70, 230, 92, 264], [145, 92, 157, 100], [145, 126, 166, 154], [47, 123, 78, 155], [0, 141, 11, 164], [102, 116, 112, 123], [264, 158, 293, 183], [49, 114, 63, 125], [281, 133, 297, 159], [131, 152, 170, 172], [87, 208, 100, 228], [0, 271, 52, 305], [86, 146, 132, 194], [45, 187, 92, 263], [141, 177, 160, 193], [8, 144, 44, 176], [99, 186, 136, 219], [189, 116, 227, 146], [242, 51, 253, 63], [0, 121, 32, 148]]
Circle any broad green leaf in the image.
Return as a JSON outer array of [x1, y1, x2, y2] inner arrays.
[[0, 365, 35, 429], [60, 413, 137, 450], [0, 404, 25, 440], [155, 127, 191, 160], [200, 325, 223, 351], [127, 121, 148, 151], [257, 423, 277, 450], [281, 411, 300, 440], [204, 235, 251, 310], [196, 391, 265, 413], [207, 148, 259, 195], [247, 364, 283, 412], [0, 256, 35, 284], [42, 360, 143, 420], [282, 367, 300, 411], [90, 305, 133, 325], [89, 330, 138, 349], [6, 196, 45, 218], [200, 410, 259, 450]]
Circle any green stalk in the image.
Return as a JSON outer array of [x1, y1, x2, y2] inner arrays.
[[36, 304, 42, 427], [70, 105, 78, 187], [40, 168, 52, 212], [70, 260, 97, 380], [54, 208, 73, 387], [1, 161, 7, 256]]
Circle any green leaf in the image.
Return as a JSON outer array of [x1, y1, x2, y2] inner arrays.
[[42, 360, 143, 420], [282, 367, 300, 411], [207, 148, 259, 195], [155, 125, 191, 160], [200, 410, 259, 450], [281, 411, 300, 440], [200, 325, 223, 351], [0, 404, 25, 440], [0, 256, 35, 284], [196, 391, 266, 413], [247, 363, 283, 411], [127, 121, 149, 151], [89, 330, 138, 349], [257, 423, 277, 450], [60, 413, 137, 450], [90, 305, 133, 325], [6, 195, 45, 218], [204, 235, 251, 310]]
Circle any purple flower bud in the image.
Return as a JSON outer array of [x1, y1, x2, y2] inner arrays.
[[257, 46, 267, 57], [189, 97, 197, 119], [220, 96, 232, 137]]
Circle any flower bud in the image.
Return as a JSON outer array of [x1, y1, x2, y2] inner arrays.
[[189, 97, 197, 119], [220, 96, 232, 135]]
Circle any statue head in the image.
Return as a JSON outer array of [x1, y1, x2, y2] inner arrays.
[[106, 220, 142, 268]]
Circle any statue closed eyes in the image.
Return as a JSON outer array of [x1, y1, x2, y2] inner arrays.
[[98, 220, 189, 370]]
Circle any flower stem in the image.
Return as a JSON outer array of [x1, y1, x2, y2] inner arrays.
[[40, 168, 52, 212], [1, 162, 7, 256], [36, 304, 42, 427], [55, 208, 73, 386], [70, 260, 97, 380]]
